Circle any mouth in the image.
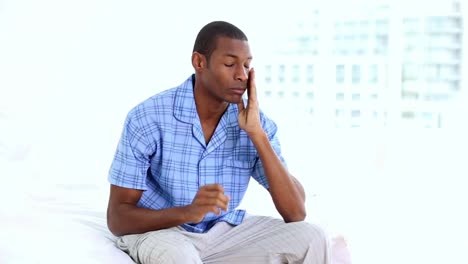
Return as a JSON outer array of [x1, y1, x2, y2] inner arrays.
[[230, 88, 246, 96]]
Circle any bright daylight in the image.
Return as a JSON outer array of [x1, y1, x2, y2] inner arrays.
[[1, 0, 467, 263]]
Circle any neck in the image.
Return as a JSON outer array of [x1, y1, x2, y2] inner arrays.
[[193, 82, 229, 123]]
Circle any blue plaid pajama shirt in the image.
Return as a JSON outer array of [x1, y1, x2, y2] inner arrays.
[[108, 74, 287, 233]]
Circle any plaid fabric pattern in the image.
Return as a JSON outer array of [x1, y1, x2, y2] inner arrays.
[[108, 75, 287, 233]]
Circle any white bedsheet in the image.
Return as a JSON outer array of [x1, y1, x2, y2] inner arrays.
[[0, 164, 351, 264], [0, 116, 352, 264], [3, 120, 468, 264], [0, 183, 135, 264]]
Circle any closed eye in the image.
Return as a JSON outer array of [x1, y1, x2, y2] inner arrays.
[[224, 64, 234, 67]]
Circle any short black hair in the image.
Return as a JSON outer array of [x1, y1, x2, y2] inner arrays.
[[193, 21, 248, 62]]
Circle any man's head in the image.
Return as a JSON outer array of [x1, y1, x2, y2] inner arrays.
[[193, 21, 248, 64], [192, 21, 252, 104]]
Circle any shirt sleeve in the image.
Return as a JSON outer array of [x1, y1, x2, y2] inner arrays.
[[251, 113, 288, 190], [107, 109, 155, 190]]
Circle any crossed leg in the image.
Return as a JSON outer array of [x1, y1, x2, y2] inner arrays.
[[117, 215, 330, 264]]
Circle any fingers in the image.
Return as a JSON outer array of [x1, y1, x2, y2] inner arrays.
[[206, 205, 221, 216], [200, 184, 224, 193], [247, 68, 257, 103], [238, 68, 256, 112], [197, 189, 230, 204], [195, 184, 230, 211], [195, 196, 229, 211], [186, 185, 231, 223], [237, 100, 245, 112]]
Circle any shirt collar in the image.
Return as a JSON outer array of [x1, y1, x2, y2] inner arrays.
[[173, 74, 239, 128]]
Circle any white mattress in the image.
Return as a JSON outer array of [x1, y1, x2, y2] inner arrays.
[[0, 183, 135, 264], [0, 184, 351, 264], [4, 117, 468, 264], [0, 117, 351, 263]]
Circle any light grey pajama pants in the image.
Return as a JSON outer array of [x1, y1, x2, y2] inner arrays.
[[116, 215, 331, 264]]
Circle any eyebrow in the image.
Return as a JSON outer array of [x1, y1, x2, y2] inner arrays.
[[224, 53, 253, 60]]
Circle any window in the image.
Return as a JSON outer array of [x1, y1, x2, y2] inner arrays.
[[278, 64, 285, 83], [375, 19, 389, 34], [375, 34, 389, 55], [335, 108, 345, 117], [422, 112, 433, 120], [352, 65, 361, 84], [401, 111, 416, 119], [359, 20, 370, 32], [369, 64, 378, 83], [440, 65, 459, 79], [351, 109, 361, 118], [357, 34, 368, 54], [292, 64, 300, 83], [453, 1, 461, 12], [336, 65, 345, 83], [265, 65, 272, 83], [336, 92, 345, 100], [402, 63, 419, 81], [403, 18, 420, 33], [306, 64, 314, 84], [352, 93, 360, 101]]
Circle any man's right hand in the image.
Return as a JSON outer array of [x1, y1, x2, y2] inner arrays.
[[107, 184, 230, 236], [183, 184, 230, 223]]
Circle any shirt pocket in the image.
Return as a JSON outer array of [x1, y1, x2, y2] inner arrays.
[[221, 159, 256, 207], [223, 159, 256, 170]]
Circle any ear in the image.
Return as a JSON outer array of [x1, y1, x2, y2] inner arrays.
[[192, 52, 206, 72]]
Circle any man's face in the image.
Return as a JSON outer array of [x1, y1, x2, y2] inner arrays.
[[199, 37, 252, 104]]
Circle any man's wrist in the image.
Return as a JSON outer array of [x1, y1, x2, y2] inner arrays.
[[247, 130, 268, 143], [179, 205, 192, 223]]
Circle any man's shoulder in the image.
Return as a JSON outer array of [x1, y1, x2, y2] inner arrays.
[[258, 109, 279, 135], [143, 87, 177, 107], [130, 85, 179, 114], [123, 86, 178, 127], [258, 108, 275, 124], [131, 76, 193, 113]]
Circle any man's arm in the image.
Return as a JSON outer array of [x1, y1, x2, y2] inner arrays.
[[237, 68, 306, 222], [107, 185, 187, 236], [249, 132, 306, 222], [107, 184, 229, 236]]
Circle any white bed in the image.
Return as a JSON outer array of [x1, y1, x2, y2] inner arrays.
[[0, 132, 351, 264], [0, 178, 135, 263], [3, 113, 468, 264], [0, 180, 350, 264]]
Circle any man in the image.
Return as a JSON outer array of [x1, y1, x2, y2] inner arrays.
[[107, 21, 330, 264]]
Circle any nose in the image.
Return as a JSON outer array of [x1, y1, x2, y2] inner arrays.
[[235, 66, 248, 82]]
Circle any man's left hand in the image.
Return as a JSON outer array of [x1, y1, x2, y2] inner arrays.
[[237, 68, 263, 136]]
